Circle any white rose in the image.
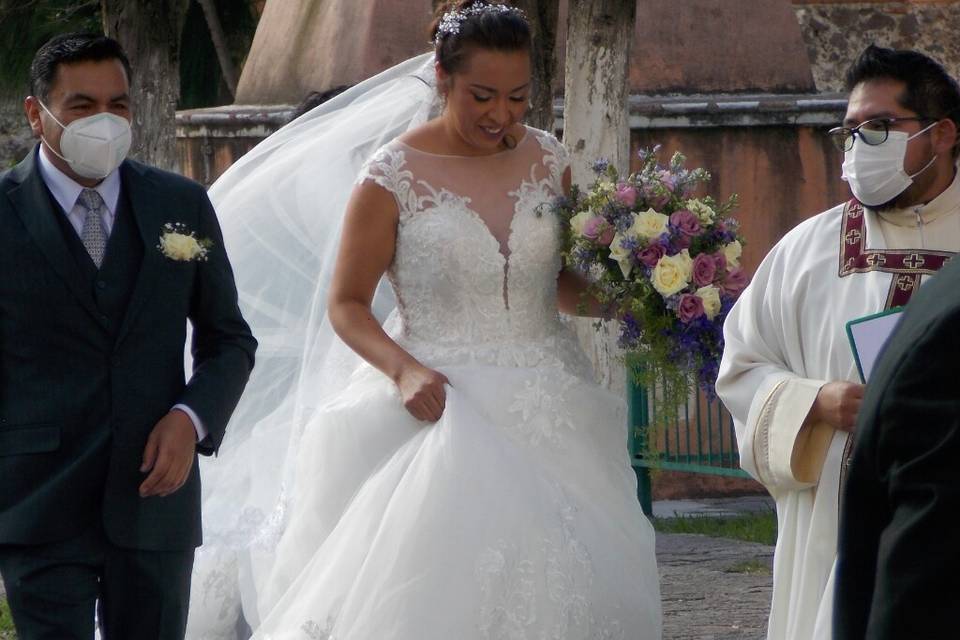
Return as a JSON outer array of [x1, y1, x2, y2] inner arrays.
[[161, 232, 202, 261], [609, 232, 634, 278], [630, 208, 670, 240], [651, 252, 693, 297], [685, 199, 716, 224], [696, 284, 722, 320], [723, 240, 743, 268], [569, 210, 593, 237]]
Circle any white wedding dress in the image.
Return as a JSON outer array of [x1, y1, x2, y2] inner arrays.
[[185, 54, 660, 640]]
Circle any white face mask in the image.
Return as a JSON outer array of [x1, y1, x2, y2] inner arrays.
[[38, 100, 132, 180], [841, 121, 938, 207]]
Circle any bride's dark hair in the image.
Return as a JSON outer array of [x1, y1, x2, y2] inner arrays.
[[429, 0, 532, 75]]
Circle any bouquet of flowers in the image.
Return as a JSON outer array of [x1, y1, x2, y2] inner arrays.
[[554, 147, 747, 401]]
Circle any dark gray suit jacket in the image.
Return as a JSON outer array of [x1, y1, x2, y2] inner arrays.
[[835, 253, 960, 639], [0, 147, 256, 551]]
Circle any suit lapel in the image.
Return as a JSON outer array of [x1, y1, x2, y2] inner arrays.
[[5, 148, 109, 331], [114, 161, 164, 349]]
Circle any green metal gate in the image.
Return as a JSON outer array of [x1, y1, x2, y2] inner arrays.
[[626, 371, 749, 516]]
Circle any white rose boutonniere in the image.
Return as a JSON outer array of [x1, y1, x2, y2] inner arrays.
[[158, 223, 212, 262]]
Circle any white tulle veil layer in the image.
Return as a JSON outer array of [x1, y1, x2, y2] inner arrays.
[[193, 52, 440, 629]]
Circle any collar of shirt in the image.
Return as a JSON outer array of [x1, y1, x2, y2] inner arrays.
[[36, 143, 122, 223], [876, 163, 960, 229]]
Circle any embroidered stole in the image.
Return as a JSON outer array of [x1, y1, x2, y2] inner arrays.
[[838, 198, 956, 490]]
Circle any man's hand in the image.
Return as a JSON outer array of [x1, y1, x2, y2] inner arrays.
[[809, 381, 865, 433], [139, 409, 197, 497]]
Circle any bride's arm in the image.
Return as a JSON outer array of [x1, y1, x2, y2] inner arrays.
[[557, 270, 610, 317], [328, 182, 449, 422], [556, 165, 611, 318]]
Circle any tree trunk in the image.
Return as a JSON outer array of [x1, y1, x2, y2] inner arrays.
[[197, 0, 238, 99], [562, 0, 636, 392], [513, 0, 560, 132], [101, 0, 190, 171], [563, 0, 635, 181]]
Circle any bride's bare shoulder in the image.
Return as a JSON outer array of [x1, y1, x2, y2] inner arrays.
[[395, 120, 446, 153]]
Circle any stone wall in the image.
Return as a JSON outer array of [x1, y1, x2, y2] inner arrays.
[[0, 99, 33, 169], [794, 0, 960, 91]]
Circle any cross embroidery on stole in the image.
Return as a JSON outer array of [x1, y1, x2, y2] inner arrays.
[[837, 198, 956, 490], [838, 199, 954, 308]]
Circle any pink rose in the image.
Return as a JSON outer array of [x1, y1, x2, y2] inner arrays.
[[643, 185, 671, 210], [670, 210, 702, 237], [615, 183, 638, 208], [677, 293, 705, 323], [721, 267, 749, 295], [583, 217, 615, 246], [692, 253, 717, 287], [582, 217, 603, 239], [636, 242, 666, 268], [598, 226, 615, 246], [712, 251, 728, 273]]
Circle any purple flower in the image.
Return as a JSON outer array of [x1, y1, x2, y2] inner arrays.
[[592, 158, 610, 174], [670, 210, 701, 237], [669, 233, 692, 252], [619, 312, 643, 349], [636, 242, 666, 268], [692, 253, 718, 287], [643, 184, 671, 210], [657, 169, 678, 193], [614, 213, 635, 233], [677, 293, 705, 323], [720, 267, 749, 295], [711, 251, 728, 273]]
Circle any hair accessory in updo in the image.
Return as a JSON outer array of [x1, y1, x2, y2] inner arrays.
[[434, 3, 528, 46]]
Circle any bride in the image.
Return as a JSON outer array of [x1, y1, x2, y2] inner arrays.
[[186, 1, 662, 638]]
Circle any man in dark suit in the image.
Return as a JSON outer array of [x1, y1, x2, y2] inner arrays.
[[835, 249, 960, 637], [0, 33, 256, 639]]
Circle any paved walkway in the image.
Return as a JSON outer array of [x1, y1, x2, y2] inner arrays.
[[655, 496, 774, 640], [658, 533, 772, 640]]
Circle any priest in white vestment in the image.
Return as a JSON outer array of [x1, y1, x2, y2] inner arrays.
[[717, 45, 960, 640]]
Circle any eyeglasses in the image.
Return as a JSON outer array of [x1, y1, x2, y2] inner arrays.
[[828, 116, 935, 152]]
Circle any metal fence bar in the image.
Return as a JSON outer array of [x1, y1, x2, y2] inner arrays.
[[625, 364, 750, 507]]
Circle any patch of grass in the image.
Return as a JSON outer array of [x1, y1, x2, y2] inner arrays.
[[0, 597, 16, 639], [725, 559, 772, 575], [653, 511, 777, 546]]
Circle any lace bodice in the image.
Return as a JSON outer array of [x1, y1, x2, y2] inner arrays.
[[358, 127, 587, 373]]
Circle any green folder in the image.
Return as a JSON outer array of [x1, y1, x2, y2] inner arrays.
[[846, 306, 905, 383]]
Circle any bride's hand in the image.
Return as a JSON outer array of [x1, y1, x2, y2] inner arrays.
[[396, 363, 450, 422]]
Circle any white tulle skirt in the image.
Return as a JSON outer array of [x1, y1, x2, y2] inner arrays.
[[189, 356, 661, 639]]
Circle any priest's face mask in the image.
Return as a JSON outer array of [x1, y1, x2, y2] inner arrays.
[[838, 79, 951, 208], [437, 48, 531, 155]]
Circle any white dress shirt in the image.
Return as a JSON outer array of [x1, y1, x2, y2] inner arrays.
[[36, 145, 208, 443]]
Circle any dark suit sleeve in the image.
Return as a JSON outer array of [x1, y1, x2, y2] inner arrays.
[[177, 187, 256, 455], [862, 310, 960, 639]]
